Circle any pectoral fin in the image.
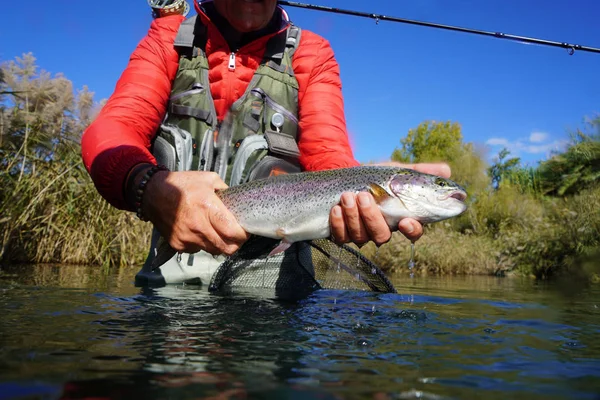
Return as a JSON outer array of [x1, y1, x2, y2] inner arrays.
[[368, 183, 393, 203], [268, 240, 293, 257], [369, 182, 407, 208]]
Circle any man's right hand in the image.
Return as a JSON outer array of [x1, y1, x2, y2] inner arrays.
[[141, 170, 250, 256]]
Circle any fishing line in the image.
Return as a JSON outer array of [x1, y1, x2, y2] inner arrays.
[[278, 1, 600, 55]]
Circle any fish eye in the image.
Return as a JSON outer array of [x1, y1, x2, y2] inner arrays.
[[435, 178, 448, 187]]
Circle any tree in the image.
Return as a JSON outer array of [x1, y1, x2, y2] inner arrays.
[[391, 120, 489, 193], [0, 53, 97, 173], [488, 148, 521, 189], [391, 121, 464, 164], [538, 117, 600, 196]]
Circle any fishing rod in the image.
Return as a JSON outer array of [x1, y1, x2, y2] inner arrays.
[[278, 0, 600, 55]]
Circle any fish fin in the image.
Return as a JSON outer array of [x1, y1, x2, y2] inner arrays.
[[368, 182, 407, 209], [368, 183, 392, 203], [150, 236, 177, 272], [268, 213, 330, 244], [268, 240, 292, 257]]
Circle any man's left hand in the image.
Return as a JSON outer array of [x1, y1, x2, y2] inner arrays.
[[329, 162, 452, 245]]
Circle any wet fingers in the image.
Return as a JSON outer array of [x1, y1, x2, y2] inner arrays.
[[329, 205, 349, 244], [398, 218, 423, 242], [356, 192, 391, 246], [340, 192, 369, 245]]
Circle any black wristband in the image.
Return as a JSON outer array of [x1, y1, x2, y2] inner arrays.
[[135, 164, 168, 221], [124, 163, 152, 211]]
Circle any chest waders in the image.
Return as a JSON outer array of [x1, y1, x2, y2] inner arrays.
[[135, 15, 315, 288]]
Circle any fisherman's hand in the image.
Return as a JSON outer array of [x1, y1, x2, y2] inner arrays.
[[142, 170, 250, 256], [329, 162, 452, 246]]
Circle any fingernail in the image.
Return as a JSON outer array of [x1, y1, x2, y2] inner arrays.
[[341, 194, 355, 208], [400, 220, 414, 234], [332, 206, 342, 217], [357, 192, 371, 207]]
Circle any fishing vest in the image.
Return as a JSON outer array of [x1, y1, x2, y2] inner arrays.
[[152, 14, 303, 186]]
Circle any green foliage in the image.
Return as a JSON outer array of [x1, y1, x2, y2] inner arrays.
[[488, 147, 542, 196], [494, 185, 600, 278], [538, 117, 600, 196], [391, 120, 463, 164], [488, 148, 520, 188], [391, 119, 490, 204]]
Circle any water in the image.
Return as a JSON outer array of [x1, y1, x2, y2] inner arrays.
[[1, 264, 599, 400]]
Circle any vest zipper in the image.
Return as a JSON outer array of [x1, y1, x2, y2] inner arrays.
[[251, 88, 298, 124], [228, 52, 236, 71], [226, 52, 237, 120]]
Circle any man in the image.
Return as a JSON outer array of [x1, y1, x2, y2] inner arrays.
[[81, 0, 450, 285]]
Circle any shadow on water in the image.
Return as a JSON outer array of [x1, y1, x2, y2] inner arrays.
[[0, 264, 599, 400]]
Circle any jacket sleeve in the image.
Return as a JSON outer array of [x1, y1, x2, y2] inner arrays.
[[293, 31, 360, 172], [81, 15, 185, 210]]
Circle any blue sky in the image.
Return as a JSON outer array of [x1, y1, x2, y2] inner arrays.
[[1, 0, 599, 166]]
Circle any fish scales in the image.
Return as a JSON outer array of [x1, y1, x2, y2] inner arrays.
[[218, 166, 401, 226]]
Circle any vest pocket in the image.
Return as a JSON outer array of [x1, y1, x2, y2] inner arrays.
[[153, 124, 193, 172], [250, 88, 298, 134], [248, 155, 301, 182], [229, 135, 269, 186], [229, 134, 302, 187]]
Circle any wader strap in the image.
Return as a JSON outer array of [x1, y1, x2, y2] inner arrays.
[[174, 16, 196, 48], [264, 29, 287, 61], [286, 25, 301, 58], [170, 104, 214, 125], [263, 25, 302, 75], [174, 15, 207, 57]]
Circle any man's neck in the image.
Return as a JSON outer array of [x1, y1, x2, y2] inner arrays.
[[201, 2, 282, 51]]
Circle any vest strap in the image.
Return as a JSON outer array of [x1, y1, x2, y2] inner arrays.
[[174, 15, 206, 57], [169, 103, 214, 125], [174, 15, 197, 48], [262, 24, 302, 76]]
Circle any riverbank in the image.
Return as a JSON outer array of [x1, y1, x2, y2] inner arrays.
[[1, 151, 599, 280]]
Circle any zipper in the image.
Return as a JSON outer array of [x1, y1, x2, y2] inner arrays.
[[226, 51, 237, 118], [251, 88, 298, 125], [170, 83, 205, 101], [228, 52, 236, 71]]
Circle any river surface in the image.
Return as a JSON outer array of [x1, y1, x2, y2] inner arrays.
[[0, 264, 599, 400]]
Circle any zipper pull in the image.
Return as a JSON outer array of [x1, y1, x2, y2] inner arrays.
[[228, 52, 236, 71]]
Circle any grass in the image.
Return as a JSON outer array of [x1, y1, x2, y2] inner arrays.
[[0, 149, 152, 267]]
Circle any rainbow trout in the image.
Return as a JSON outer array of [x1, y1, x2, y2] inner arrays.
[[151, 166, 467, 270]]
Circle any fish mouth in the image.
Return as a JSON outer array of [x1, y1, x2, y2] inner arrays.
[[446, 190, 467, 202]]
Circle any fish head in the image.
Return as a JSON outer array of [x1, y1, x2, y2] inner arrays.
[[377, 170, 468, 225]]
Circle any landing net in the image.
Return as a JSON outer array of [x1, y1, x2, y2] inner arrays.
[[209, 236, 396, 295]]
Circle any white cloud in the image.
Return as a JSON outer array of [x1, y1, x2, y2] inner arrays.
[[529, 131, 548, 143], [485, 130, 568, 160], [486, 137, 509, 146]]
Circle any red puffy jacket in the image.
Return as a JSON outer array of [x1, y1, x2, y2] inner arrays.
[[81, 1, 359, 210]]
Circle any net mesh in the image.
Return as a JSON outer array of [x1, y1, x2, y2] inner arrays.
[[209, 236, 396, 295]]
